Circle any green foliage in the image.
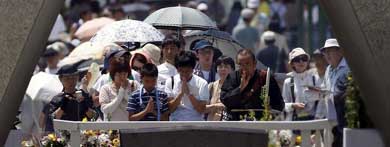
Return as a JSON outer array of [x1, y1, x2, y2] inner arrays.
[[345, 73, 361, 128], [260, 84, 272, 121]]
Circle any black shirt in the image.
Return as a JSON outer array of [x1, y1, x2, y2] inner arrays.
[[220, 69, 285, 120], [43, 89, 93, 132]]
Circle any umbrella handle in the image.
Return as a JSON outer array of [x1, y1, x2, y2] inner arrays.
[[177, 28, 181, 45]]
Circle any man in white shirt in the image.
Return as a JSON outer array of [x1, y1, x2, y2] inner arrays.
[[157, 34, 182, 89], [165, 51, 209, 121], [190, 39, 222, 83]]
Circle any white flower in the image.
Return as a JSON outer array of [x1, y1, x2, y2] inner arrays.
[[279, 130, 292, 146], [268, 130, 279, 145], [41, 139, 48, 146], [88, 136, 98, 144]]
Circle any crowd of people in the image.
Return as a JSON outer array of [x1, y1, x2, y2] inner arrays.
[[37, 37, 349, 146], [22, 0, 348, 146]]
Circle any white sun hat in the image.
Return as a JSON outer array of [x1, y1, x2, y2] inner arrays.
[[320, 38, 340, 51]]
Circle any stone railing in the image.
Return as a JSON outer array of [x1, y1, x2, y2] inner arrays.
[[54, 119, 336, 147]]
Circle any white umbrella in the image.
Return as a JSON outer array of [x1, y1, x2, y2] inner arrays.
[[58, 41, 108, 68], [144, 6, 217, 30], [20, 72, 62, 135], [90, 19, 164, 44]]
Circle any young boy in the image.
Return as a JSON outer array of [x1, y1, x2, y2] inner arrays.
[[127, 63, 169, 121], [165, 51, 209, 121]]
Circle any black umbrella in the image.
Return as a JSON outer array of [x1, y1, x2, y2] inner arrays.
[[184, 29, 244, 61]]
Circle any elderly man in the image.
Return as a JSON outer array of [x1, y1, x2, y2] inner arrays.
[[321, 38, 350, 147], [220, 49, 285, 121]]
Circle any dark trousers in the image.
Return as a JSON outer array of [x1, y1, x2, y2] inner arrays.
[[332, 126, 343, 147]]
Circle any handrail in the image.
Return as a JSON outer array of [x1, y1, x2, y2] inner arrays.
[[54, 119, 336, 147]]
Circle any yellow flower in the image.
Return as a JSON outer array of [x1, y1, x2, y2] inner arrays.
[[296, 135, 302, 144], [48, 134, 56, 141], [82, 117, 88, 122], [88, 130, 95, 136], [113, 138, 120, 146], [21, 141, 27, 146]]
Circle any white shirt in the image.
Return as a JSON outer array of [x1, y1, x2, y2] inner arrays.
[[310, 68, 327, 119], [322, 58, 350, 121], [282, 70, 321, 121], [45, 67, 59, 75], [157, 62, 177, 89], [201, 70, 210, 82], [164, 74, 210, 121], [324, 58, 349, 92], [99, 80, 139, 121]]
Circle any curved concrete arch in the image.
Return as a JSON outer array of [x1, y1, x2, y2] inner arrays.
[[0, 0, 63, 144], [319, 0, 390, 145]]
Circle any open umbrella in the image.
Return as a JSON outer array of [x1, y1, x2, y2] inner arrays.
[[184, 29, 244, 61], [68, 42, 107, 60], [144, 6, 217, 30], [57, 41, 107, 69], [90, 19, 164, 45], [75, 17, 115, 42]]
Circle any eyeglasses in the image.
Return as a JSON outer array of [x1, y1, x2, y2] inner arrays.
[[291, 56, 309, 63]]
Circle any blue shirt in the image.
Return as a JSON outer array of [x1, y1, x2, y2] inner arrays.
[[323, 58, 350, 128], [127, 87, 169, 121], [232, 23, 259, 50]]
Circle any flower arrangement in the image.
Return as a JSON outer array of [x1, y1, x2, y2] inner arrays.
[[81, 117, 120, 147], [81, 129, 120, 147], [40, 133, 67, 147], [21, 140, 34, 147]]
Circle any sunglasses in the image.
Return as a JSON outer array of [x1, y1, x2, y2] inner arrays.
[[292, 55, 309, 63]]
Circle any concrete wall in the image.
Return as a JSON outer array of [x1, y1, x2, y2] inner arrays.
[[0, 0, 63, 145], [319, 0, 390, 145], [120, 129, 268, 147]]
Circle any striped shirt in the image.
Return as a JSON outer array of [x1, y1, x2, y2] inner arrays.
[[127, 87, 169, 121]]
